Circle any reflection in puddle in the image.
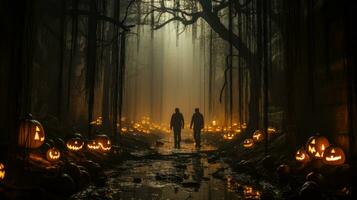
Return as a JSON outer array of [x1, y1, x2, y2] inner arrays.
[[243, 186, 261, 199], [71, 132, 267, 200], [226, 176, 261, 199]]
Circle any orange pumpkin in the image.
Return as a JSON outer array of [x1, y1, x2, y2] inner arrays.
[[323, 146, 345, 165], [0, 162, 5, 181], [306, 135, 330, 159], [46, 147, 61, 162], [267, 127, 277, 135], [243, 138, 254, 148], [223, 132, 235, 140], [87, 140, 100, 150], [252, 130, 264, 142], [66, 137, 84, 151], [18, 114, 45, 148], [94, 135, 111, 151], [295, 147, 311, 163]]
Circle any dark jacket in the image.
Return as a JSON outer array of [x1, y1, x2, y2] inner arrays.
[[170, 112, 184, 130], [190, 112, 204, 130]]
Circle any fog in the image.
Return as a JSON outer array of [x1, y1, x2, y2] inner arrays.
[[123, 16, 227, 125]]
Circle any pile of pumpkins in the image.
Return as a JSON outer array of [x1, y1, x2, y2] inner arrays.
[[295, 134, 346, 166], [17, 114, 113, 164], [0, 114, 114, 196], [243, 128, 277, 148]]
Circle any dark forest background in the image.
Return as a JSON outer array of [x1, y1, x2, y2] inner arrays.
[[0, 0, 356, 160]]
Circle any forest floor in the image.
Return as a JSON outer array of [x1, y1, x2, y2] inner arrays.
[[0, 130, 352, 199], [71, 130, 280, 200]]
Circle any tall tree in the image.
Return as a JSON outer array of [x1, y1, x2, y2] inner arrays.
[[147, 0, 269, 132]]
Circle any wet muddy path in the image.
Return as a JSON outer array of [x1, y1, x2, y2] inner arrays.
[[71, 132, 280, 200]]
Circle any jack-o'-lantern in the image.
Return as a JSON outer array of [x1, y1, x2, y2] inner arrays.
[[94, 135, 112, 151], [66, 137, 84, 151], [46, 147, 61, 162], [235, 128, 242, 134], [268, 127, 277, 135], [18, 114, 45, 148], [243, 138, 254, 148], [323, 146, 345, 165], [87, 140, 100, 150], [223, 132, 235, 140], [241, 123, 247, 129], [295, 147, 311, 163], [212, 120, 217, 126], [90, 117, 102, 126], [306, 135, 330, 159], [252, 130, 265, 142], [121, 127, 128, 133], [0, 162, 5, 181]]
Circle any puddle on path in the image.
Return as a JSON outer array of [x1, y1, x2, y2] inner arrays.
[[71, 131, 274, 200]]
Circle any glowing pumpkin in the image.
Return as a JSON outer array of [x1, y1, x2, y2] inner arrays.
[[323, 146, 345, 165], [306, 135, 330, 159], [87, 140, 100, 150], [66, 137, 84, 151], [267, 127, 277, 135], [46, 147, 61, 162], [212, 120, 217, 126], [90, 117, 102, 126], [243, 138, 254, 148], [18, 114, 45, 148], [235, 128, 242, 134], [252, 130, 265, 142], [295, 147, 311, 163], [94, 135, 112, 151], [241, 123, 247, 129], [223, 132, 235, 140], [0, 162, 5, 181]]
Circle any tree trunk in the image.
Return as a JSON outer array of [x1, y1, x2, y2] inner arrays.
[[199, 4, 261, 132], [86, 0, 97, 138]]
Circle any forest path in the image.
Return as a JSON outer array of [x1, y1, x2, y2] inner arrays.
[[71, 132, 267, 200]]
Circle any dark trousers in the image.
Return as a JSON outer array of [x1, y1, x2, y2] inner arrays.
[[173, 129, 181, 148], [193, 129, 201, 147]]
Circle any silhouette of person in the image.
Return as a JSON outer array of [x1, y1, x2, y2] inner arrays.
[[170, 108, 184, 148], [190, 108, 204, 148]]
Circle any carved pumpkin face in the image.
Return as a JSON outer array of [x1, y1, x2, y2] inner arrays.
[[0, 162, 5, 181], [235, 128, 242, 134], [253, 130, 265, 142], [18, 115, 45, 149], [66, 137, 84, 151], [323, 146, 345, 165], [241, 123, 247, 129], [87, 140, 100, 150], [243, 139, 254, 148], [295, 147, 311, 163], [94, 135, 112, 151], [306, 135, 330, 159], [90, 117, 102, 126], [121, 127, 128, 133], [267, 127, 277, 135], [46, 147, 61, 162], [223, 132, 235, 140]]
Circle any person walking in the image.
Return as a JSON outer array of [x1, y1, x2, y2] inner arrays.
[[190, 108, 204, 148], [170, 108, 184, 148]]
